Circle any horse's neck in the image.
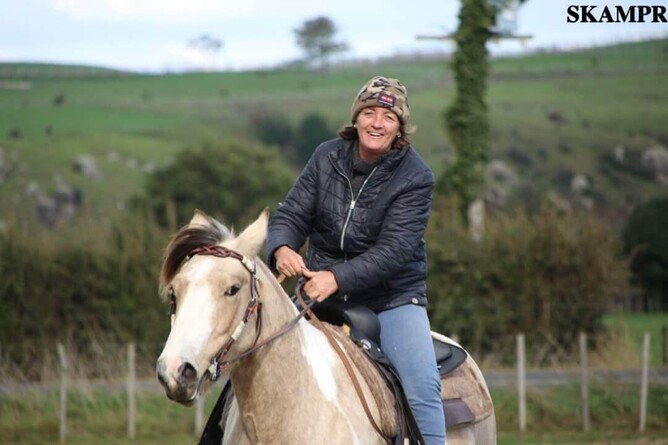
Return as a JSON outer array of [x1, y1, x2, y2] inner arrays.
[[230, 265, 335, 406], [228, 264, 393, 444]]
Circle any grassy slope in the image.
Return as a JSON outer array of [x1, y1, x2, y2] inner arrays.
[[0, 39, 667, 225]]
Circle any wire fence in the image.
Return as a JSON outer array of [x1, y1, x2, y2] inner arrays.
[[1, 331, 667, 442]]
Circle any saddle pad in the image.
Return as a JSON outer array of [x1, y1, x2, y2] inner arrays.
[[440, 355, 495, 423]]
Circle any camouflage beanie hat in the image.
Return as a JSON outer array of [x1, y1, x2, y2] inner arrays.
[[351, 76, 410, 126]]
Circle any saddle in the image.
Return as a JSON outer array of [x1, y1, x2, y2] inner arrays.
[[310, 301, 474, 436], [309, 300, 469, 377]]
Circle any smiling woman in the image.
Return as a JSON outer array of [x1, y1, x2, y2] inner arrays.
[[266, 75, 449, 445]]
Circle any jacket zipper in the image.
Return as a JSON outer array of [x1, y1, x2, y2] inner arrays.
[[330, 156, 378, 301], [339, 169, 376, 251]]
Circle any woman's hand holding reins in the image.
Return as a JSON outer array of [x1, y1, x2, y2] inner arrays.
[[274, 246, 338, 302], [274, 245, 307, 277], [302, 269, 338, 302]]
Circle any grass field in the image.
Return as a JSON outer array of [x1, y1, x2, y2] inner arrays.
[[1, 39, 667, 227], [605, 313, 668, 368], [1, 383, 667, 445]]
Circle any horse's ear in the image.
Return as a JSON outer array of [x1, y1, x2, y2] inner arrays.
[[233, 208, 270, 257], [189, 209, 211, 227]]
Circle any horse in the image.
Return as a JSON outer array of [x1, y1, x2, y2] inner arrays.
[[156, 209, 496, 445]]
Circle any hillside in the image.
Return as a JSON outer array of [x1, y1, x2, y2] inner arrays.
[[0, 39, 667, 229]]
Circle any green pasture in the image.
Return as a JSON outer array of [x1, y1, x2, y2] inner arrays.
[[491, 38, 668, 76], [1, 39, 667, 226], [606, 312, 668, 368]]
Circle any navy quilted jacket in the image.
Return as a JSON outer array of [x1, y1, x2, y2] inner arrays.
[[266, 138, 434, 312]]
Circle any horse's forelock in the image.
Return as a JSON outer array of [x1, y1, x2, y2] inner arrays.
[[159, 221, 232, 297]]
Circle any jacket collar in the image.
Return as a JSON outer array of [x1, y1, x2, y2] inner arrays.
[[329, 138, 409, 176]]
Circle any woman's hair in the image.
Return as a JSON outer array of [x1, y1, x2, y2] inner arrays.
[[337, 123, 413, 149]]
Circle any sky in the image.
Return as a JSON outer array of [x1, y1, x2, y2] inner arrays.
[[0, 0, 667, 73]]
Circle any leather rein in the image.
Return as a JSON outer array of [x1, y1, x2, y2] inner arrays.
[[176, 244, 391, 443]]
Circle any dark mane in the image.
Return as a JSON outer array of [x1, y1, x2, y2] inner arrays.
[[159, 220, 231, 296]]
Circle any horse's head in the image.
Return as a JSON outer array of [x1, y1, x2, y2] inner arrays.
[[155, 209, 269, 405]]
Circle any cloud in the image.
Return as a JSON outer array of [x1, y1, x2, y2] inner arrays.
[[44, 0, 342, 23], [45, 0, 258, 22]]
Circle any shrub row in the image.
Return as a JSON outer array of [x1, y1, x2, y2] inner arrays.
[[0, 142, 634, 375], [426, 198, 630, 364]]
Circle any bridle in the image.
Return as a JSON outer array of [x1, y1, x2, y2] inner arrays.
[[170, 245, 316, 382], [170, 244, 391, 443]]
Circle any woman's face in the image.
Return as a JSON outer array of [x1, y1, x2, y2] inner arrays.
[[355, 106, 400, 161]]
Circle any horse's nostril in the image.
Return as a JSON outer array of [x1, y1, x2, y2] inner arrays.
[[177, 362, 197, 383]]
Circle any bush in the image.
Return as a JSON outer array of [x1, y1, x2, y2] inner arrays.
[[142, 140, 295, 229], [0, 141, 297, 378], [249, 111, 295, 150], [0, 212, 168, 379], [247, 110, 334, 169], [294, 112, 333, 167], [622, 197, 668, 311], [426, 198, 630, 363]]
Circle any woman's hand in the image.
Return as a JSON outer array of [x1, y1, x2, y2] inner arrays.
[[274, 246, 307, 277], [302, 269, 338, 302]]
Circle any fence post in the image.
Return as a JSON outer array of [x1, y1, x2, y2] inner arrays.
[[639, 332, 650, 433], [127, 342, 136, 439], [517, 333, 526, 432], [662, 325, 667, 367], [579, 332, 590, 432], [57, 343, 67, 443]]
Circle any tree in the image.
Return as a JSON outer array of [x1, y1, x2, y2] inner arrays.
[[438, 0, 528, 227], [188, 33, 223, 71], [294, 16, 348, 69]]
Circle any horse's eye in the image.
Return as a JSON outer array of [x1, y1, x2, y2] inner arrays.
[[224, 284, 241, 296]]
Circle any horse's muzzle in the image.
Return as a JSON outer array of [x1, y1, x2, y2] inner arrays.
[[156, 357, 200, 405]]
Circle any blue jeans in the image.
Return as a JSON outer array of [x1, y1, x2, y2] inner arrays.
[[378, 304, 446, 445]]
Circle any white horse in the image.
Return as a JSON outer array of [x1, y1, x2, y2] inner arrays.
[[156, 209, 496, 444]]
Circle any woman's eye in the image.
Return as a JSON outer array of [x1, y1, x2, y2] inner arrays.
[[225, 284, 241, 296]]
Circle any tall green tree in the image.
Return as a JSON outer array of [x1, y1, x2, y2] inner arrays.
[[439, 0, 526, 224], [294, 16, 348, 69]]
